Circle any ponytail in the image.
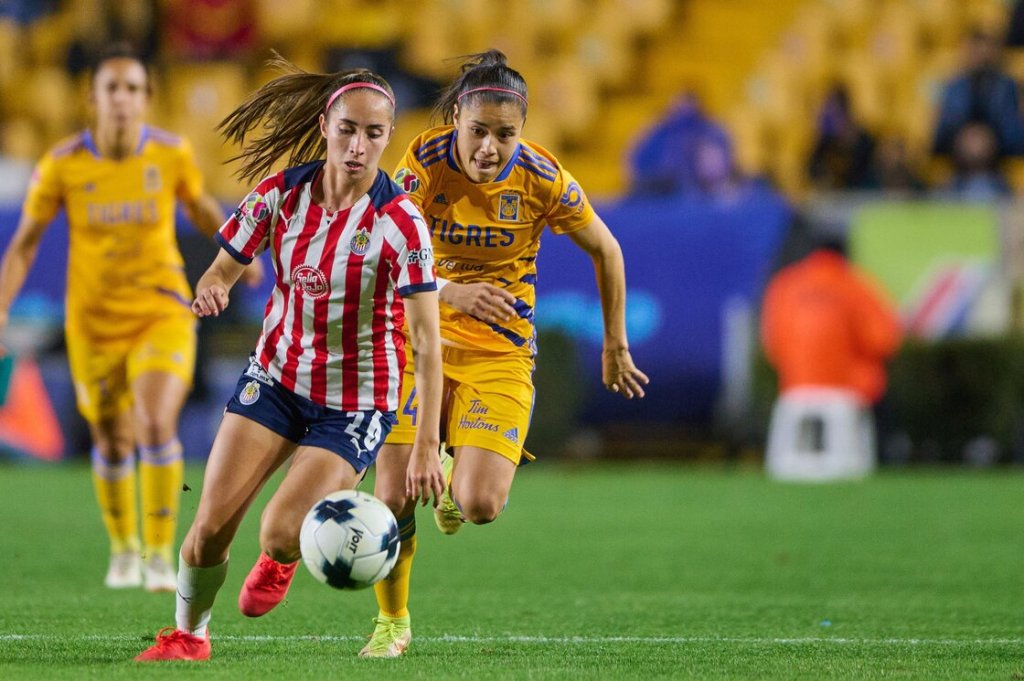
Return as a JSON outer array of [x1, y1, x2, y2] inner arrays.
[[219, 53, 395, 183]]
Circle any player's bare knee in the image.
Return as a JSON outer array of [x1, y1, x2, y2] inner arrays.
[[188, 518, 232, 564], [133, 412, 177, 447], [460, 497, 503, 525], [376, 488, 415, 518]]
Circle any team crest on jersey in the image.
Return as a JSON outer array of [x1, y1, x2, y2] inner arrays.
[[242, 191, 271, 225], [239, 380, 260, 405], [349, 227, 371, 256], [395, 167, 419, 194], [498, 193, 520, 222], [144, 165, 161, 192], [292, 265, 330, 299]]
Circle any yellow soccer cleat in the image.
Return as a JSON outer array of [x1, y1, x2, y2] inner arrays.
[[433, 450, 464, 535], [358, 615, 411, 658]]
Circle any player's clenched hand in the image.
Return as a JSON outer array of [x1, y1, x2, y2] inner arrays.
[[602, 347, 649, 399], [406, 443, 445, 507], [441, 281, 517, 324], [192, 285, 229, 317]]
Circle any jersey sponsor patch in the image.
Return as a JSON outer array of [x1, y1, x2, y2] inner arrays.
[[498, 193, 520, 222], [349, 227, 371, 256], [244, 359, 274, 385], [239, 380, 261, 405], [559, 181, 585, 215], [242, 190, 271, 225], [395, 167, 419, 194], [292, 264, 330, 299], [407, 246, 434, 268]]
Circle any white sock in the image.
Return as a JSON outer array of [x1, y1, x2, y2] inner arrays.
[[174, 552, 228, 637]]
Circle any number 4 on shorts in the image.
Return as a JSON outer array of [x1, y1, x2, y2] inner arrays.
[[402, 387, 418, 426]]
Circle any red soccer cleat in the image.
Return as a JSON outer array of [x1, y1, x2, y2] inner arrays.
[[135, 627, 211, 662], [238, 553, 298, 617]]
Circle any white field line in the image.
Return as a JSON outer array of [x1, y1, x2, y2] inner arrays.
[[0, 634, 1021, 646]]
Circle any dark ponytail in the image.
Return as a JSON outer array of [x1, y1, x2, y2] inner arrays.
[[218, 53, 395, 183], [431, 49, 528, 125]]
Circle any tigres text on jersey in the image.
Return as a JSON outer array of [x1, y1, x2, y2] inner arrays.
[[395, 126, 595, 355]]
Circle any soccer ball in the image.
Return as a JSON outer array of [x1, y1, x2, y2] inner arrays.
[[299, 490, 400, 590]]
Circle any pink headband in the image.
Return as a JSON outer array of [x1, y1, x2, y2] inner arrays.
[[325, 82, 395, 113], [457, 86, 528, 106]]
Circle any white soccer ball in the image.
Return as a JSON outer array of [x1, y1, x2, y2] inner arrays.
[[299, 490, 400, 590]]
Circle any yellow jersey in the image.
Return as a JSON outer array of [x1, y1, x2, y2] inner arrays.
[[22, 126, 203, 339], [395, 126, 595, 355]]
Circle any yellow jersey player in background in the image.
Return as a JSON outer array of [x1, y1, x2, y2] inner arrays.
[[0, 43, 259, 591], [361, 50, 650, 657]]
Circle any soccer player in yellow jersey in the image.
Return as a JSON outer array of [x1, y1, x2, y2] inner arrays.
[[360, 50, 650, 657], [0, 44, 258, 591]]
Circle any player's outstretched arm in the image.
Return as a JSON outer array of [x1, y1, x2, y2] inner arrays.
[[568, 215, 649, 399], [192, 248, 247, 318], [403, 290, 445, 507], [0, 214, 51, 352]]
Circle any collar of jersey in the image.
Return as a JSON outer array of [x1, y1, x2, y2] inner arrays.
[[82, 125, 149, 159], [447, 129, 522, 183]]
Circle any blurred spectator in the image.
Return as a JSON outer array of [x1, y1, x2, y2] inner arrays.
[[807, 85, 876, 191], [162, 0, 257, 61], [690, 135, 762, 205], [761, 236, 903, 406], [932, 28, 1024, 158], [67, 1, 159, 78], [0, 0, 58, 24], [627, 92, 732, 197], [1005, 0, 1024, 47], [863, 134, 927, 196], [939, 122, 1012, 200]]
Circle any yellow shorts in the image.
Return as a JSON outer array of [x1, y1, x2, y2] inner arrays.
[[66, 312, 196, 423], [388, 344, 536, 465]]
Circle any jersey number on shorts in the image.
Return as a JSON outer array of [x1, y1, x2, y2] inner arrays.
[[402, 387, 418, 426], [345, 412, 384, 452]]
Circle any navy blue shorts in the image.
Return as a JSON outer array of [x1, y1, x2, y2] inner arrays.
[[224, 357, 396, 474]]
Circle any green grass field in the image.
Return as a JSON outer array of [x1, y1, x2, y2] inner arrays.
[[0, 460, 1021, 680]]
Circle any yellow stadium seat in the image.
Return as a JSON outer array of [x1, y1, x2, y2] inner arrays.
[[2, 117, 43, 162], [0, 17, 23, 97]]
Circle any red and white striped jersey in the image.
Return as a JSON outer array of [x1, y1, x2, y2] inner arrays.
[[216, 161, 436, 412]]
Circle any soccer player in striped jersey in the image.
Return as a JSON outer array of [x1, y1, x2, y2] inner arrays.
[[0, 43, 260, 592], [136, 58, 444, 663], [359, 50, 650, 658]]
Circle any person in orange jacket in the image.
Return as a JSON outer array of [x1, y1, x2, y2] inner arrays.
[[761, 237, 903, 406]]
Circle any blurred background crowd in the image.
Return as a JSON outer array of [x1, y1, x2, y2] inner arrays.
[[3, 0, 1024, 470]]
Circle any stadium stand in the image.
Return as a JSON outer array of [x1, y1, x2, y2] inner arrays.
[[0, 0, 1021, 199]]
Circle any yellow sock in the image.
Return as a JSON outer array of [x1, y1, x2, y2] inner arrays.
[[374, 516, 417, 618], [139, 438, 183, 563], [90, 447, 139, 555]]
